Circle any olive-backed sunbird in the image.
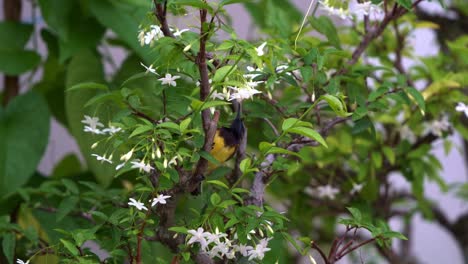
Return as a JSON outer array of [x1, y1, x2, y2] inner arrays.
[[192, 101, 245, 195], [208, 100, 245, 172]]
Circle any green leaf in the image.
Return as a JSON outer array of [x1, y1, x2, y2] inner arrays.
[[206, 180, 229, 189], [199, 150, 221, 165], [0, 91, 50, 199], [157, 122, 180, 131], [320, 94, 349, 117], [239, 158, 251, 173], [168, 226, 189, 234], [67, 82, 108, 92], [199, 100, 231, 111], [210, 193, 222, 206], [288, 127, 328, 148], [56, 196, 79, 222], [282, 118, 299, 131], [396, 0, 412, 10], [65, 50, 115, 187], [405, 87, 426, 114], [309, 16, 341, 49], [60, 239, 79, 256], [180, 117, 192, 133], [0, 49, 41, 75], [129, 125, 154, 138], [371, 152, 382, 169], [88, 0, 156, 63], [38, 0, 74, 40], [266, 146, 301, 158], [382, 147, 395, 165], [347, 207, 362, 222], [213, 65, 237, 82], [2, 232, 15, 264], [0, 21, 33, 49]]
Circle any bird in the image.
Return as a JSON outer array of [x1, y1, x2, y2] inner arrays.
[[191, 100, 244, 194], [208, 100, 245, 171]]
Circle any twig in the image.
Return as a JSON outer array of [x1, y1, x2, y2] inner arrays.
[[227, 125, 247, 186], [311, 242, 330, 264]]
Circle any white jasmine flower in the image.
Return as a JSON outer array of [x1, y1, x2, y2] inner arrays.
[[350, 183, 364, 195], [144, 25, 164, 45], [131, 160, 154, 173], [228, 86, 261, 101], [234, 244, 254, 257], [103, 126, 122, 135], [244, 66, 263, 80], [210, 241, 230, 258], [150, 194, 171, 206], [138, 29, 146, 46], [116, 163, 126, 170], [319, 0, 351, 19], [275, 64, 292, 75], [256, 42, 267, 56], [211, 90, 227, 100], [163, 158, 168, 169], [206, 228, 227, 245], [91, 154, 113, 164], [456, 102, 468, 117], [248, 238, 271, 260], [400, 125, 416, 144], [128, 198, 148, 211], [316, 184, 340, 200], [155, 147, 162, 159], [16, 259, 29, 264], [82, 115, 104, 129], [84, 126, 103, 134], [173, 28, 189, 37], [187, 227, 211, 250], [159, 73, 181, 87], [120, 149, 134, 161], [168, 156, 179, 167], [140, 62, 158, 75], [426, 117, 450, 137], [349, 0, 382, 17]]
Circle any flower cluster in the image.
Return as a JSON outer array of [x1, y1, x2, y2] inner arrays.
[[82, 116, 122, 135], [319, 0, 382, 20], [425, 116, 450, 137], [456, 102, 468, 117], [138, 25, 164, 46], [127, 194, 171, 211], [186, 227, 272, 261]]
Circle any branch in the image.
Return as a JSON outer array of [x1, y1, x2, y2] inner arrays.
[[188, 8, 221, 194], [227, 125, 247, 186], [153, 1, 174, 38]]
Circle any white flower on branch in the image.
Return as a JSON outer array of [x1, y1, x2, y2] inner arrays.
[[456, 102, 468, 117], [128, 198, 148, 211], [400, 125, 416, 144], [143, 25, 164, 46], [131, 160, 154, 173], [349, 0, 383, 17], [82, 115, 104, 134], [172, 28, 190, 37], [120, 149, 134, 162], [103, 126, 122, 135], [316, 184, 340, 200], [234, 244, 253, 257], [91, 154, 113, 164], [244, 66, 263, 80], [256, 42, 267, 56], [16, 259, 29, 264], [115, 163, 126, 170], [159, 73, 181, 87], [228, 86, 261, 101], [187, 227, 211, 250], [150, 194, 171, 206], [140, 62, 158, 75], [319, 0, 351, 19], [425, 117, 450, 137], [248, 238, 271, 260], [350, 183, 364, 195]]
